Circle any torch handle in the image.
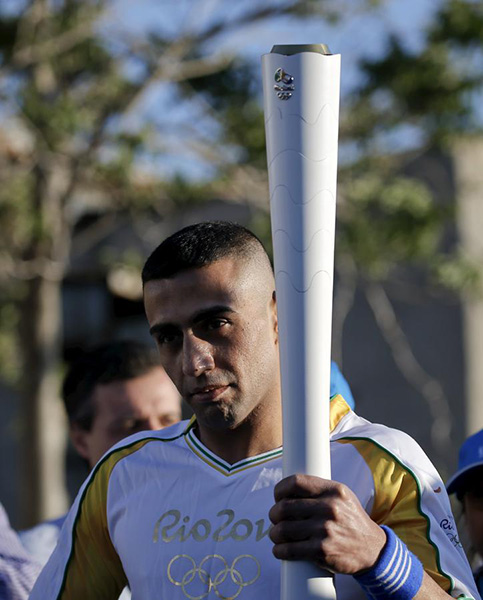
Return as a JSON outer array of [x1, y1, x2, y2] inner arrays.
[[262, 46, 340, 600]]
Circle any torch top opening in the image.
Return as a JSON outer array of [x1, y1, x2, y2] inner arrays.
[[270, 44, 332, 56]]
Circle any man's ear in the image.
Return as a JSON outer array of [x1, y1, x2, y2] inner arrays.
[[69, 424, 90, 461]]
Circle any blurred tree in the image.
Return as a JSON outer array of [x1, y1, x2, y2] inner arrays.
[[0, 0, 379, 524], [2, 0, 480, 522], [337, 0, 483, 459], [183, 0, 483, 466]]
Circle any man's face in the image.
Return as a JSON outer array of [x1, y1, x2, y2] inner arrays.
[[71, 367, 181, 469], [143, 257, 279, 432]]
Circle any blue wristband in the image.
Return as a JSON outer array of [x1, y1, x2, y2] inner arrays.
[[354, 525, 424, 599]]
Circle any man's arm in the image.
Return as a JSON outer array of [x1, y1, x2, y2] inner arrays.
[[269, 475, 475, 599], [29, 449, 129, 599]]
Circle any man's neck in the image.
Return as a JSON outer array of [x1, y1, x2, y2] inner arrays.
[[194, 401, 283, 465]]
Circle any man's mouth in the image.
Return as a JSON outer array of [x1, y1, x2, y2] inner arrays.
[[189, 385, 230, 402]]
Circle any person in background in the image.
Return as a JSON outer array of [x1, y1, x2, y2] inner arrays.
[[447, 429, 483, 596], [330, 360, 355, 409], [0, 502, 40, 600], [20, 340, 182, 567]]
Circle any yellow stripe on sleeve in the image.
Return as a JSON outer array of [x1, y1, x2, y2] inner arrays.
[[57, 438, 155, 599], [329, 394, 351, 432], [337, 437, 453, 593]]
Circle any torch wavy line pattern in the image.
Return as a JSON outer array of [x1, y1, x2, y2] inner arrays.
[[274, 269, 332, 294], [272, 227, 332, 254], [264, 103, 338, 127], [268, 149, 329, 169], [269, 184, 335, 205]]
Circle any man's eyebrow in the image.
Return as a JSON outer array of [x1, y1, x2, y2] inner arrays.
[[149, 306, 235, 337], [149, 322, 176, 337], [110, 414, 139, 425]]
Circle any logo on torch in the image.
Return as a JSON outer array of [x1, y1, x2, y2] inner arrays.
[[274, 68, 294, 100]]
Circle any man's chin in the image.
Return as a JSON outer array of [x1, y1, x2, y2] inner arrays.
[[192, 402, 240, 432]]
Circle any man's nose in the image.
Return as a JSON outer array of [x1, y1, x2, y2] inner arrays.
[[182, 333, 215, 377]]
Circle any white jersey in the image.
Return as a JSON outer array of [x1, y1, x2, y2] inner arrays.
[[30, 396, 479, 600]]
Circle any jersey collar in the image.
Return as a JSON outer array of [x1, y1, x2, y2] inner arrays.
[[182, 394, 351, 476]]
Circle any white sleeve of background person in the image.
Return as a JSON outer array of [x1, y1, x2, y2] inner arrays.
[[262, 46, 340, 600]]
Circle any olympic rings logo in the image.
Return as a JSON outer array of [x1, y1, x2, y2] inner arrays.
[[167, 554, 260, 599]]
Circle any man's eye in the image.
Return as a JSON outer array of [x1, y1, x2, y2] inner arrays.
[[207, 319, 228, 330], [157, 332, 179, 345], [161, 415, 179, 427], [113, 419, 139, 433]]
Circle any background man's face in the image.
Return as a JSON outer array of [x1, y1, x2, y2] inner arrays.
[[144, 257, 280, 432], [71, 366, 182, 468]]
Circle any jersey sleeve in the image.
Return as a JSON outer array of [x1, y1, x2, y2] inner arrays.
[[338, 436, 480, 600], [29, 446, 135, 600]]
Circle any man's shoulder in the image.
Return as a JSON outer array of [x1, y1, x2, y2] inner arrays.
[[332, 407, 436, 476], [109, 419, 191, 451], [61, 420, 194, 532], [89, 419, 192, 482]]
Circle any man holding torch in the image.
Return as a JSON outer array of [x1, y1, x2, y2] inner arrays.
[[30, 221, 478, 600]]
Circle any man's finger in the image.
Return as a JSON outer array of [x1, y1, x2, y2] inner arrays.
[[269, 497, 335, 524], [274, 475, 349, 504], [274, 474, 330, 502], [272, 538, 327, 563], [269, 518, 320, 544]]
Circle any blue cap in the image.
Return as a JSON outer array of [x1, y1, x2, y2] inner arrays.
[[446, 429, 483, 495], [330, 361, 355, 410]]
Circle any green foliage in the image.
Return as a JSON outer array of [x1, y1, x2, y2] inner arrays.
[[358, 37, 476, 143], [0, 0, 482, 388], [165, 175, 214, 208], [432, 253, 481, 295], [339, 174, 443, 278], [0, 289, 23, 384], [183, 62, 268, 167], [99, 245, 144, 271], [429, 0, 483, 47], [224, 101, 267, 167], [0, 172, 37, 253], [185, 0, 483, 295], [334, 0, 483, 292], [94, 131, 148, 191], [22, 85, 80, 147], [354, 1, 483, 146], [0, 16, 18, 60]]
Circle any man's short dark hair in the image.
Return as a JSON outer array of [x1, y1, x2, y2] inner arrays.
[[142, 221, 270, 284], [63, 340, 160, 430]]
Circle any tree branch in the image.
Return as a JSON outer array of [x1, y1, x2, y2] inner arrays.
[[122, 52, 235, 117], [0, 252, 64, 282], [12, 19, 97, 68], [332, 255, 358, 366], [364, 281, 453, 465]]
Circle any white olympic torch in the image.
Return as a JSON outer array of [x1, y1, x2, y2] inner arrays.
[[262, 44, 340, 600]]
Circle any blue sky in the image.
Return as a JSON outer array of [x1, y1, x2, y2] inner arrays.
[[102, 0, 445, 179], [111, 0, 442, 95], [0, 1, 444, 103], [0, 0, 443, 180]]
